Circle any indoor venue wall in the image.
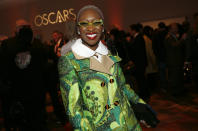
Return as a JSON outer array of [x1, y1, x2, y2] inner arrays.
[[0, 0, 198, 42]]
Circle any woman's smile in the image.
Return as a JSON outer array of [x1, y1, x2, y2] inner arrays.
[[86, 32, 97, 40]]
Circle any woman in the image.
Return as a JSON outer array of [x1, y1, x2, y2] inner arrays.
[[58, 5, 158, 131]]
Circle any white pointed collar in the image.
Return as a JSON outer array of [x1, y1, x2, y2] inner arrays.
[[71, 38, 108, 58]]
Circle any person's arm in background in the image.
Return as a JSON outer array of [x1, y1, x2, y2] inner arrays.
[[58, 56, 94, 131]]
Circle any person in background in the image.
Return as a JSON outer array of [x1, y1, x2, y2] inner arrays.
[[58, 5, 159, 130], [45, 30, 67, 125], [185, 12, 198, 92], [152, 22, 168, 92], [108, 28, 129, 66], [129, 24, 150, 102], [164, 23, 186, 98], [0, 35, 8, 129], [0, 35, 8, 46], [50, 31, 66, 57], [143, 26, 159, 92], [0, 19, 49, 131]]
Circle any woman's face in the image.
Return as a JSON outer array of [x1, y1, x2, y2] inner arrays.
[[78, 9, 103, 50]]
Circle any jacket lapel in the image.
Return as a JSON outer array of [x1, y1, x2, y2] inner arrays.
[[90, 55, 114, 75], [72, 51, 121, 74]]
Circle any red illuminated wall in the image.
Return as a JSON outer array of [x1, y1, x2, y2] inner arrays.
[[104, 0, 124, 30], [0, 0, 198, 41]]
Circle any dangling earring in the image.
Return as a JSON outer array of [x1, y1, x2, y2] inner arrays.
[[78, 30, 80, 35]]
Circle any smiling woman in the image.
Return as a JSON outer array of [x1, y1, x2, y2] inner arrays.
[[77, 6, 104, 50], [58, 5, 159, 131]]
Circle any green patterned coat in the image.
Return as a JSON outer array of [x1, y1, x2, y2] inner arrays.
[[58, 51, 145, 131]]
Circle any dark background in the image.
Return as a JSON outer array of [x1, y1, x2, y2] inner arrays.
[[0, 0, 198, 41]]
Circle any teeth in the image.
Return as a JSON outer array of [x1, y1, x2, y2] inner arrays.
[[87, 34, 96, 37]]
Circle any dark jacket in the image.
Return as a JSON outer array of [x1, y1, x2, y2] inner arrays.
[[129, 34, 148, 72], [0, 36, 48, 99]]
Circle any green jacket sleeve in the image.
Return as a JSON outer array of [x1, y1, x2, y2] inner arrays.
[[58, 56, 94, 131], [117, 64, 145, 104]]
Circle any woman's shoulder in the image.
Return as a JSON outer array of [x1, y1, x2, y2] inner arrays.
[[58, 51, 75, 66], [61, 39, 76, 56], [61, 50, 75, 60], [58, 51, 76, 75]]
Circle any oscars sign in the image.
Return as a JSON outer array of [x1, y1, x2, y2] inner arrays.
[[34, 8, 76, 27]]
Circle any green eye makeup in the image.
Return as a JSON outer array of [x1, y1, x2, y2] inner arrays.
[[78, 19, 103, 27]]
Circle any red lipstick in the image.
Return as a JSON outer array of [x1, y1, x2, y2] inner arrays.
[[86, 33, 97, 40]]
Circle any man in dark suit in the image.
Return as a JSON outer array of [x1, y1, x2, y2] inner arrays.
[[128, 24, 150, 102], [164, 23, 185, 97]]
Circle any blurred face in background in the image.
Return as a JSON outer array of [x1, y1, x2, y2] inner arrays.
[[52, 32, 60, 43], [17, 25, 33, 45], [169, 23, 178, 35], [77, 8, 104, 50], [15, 19, 30, 35], [130, 29, 136, 37]]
